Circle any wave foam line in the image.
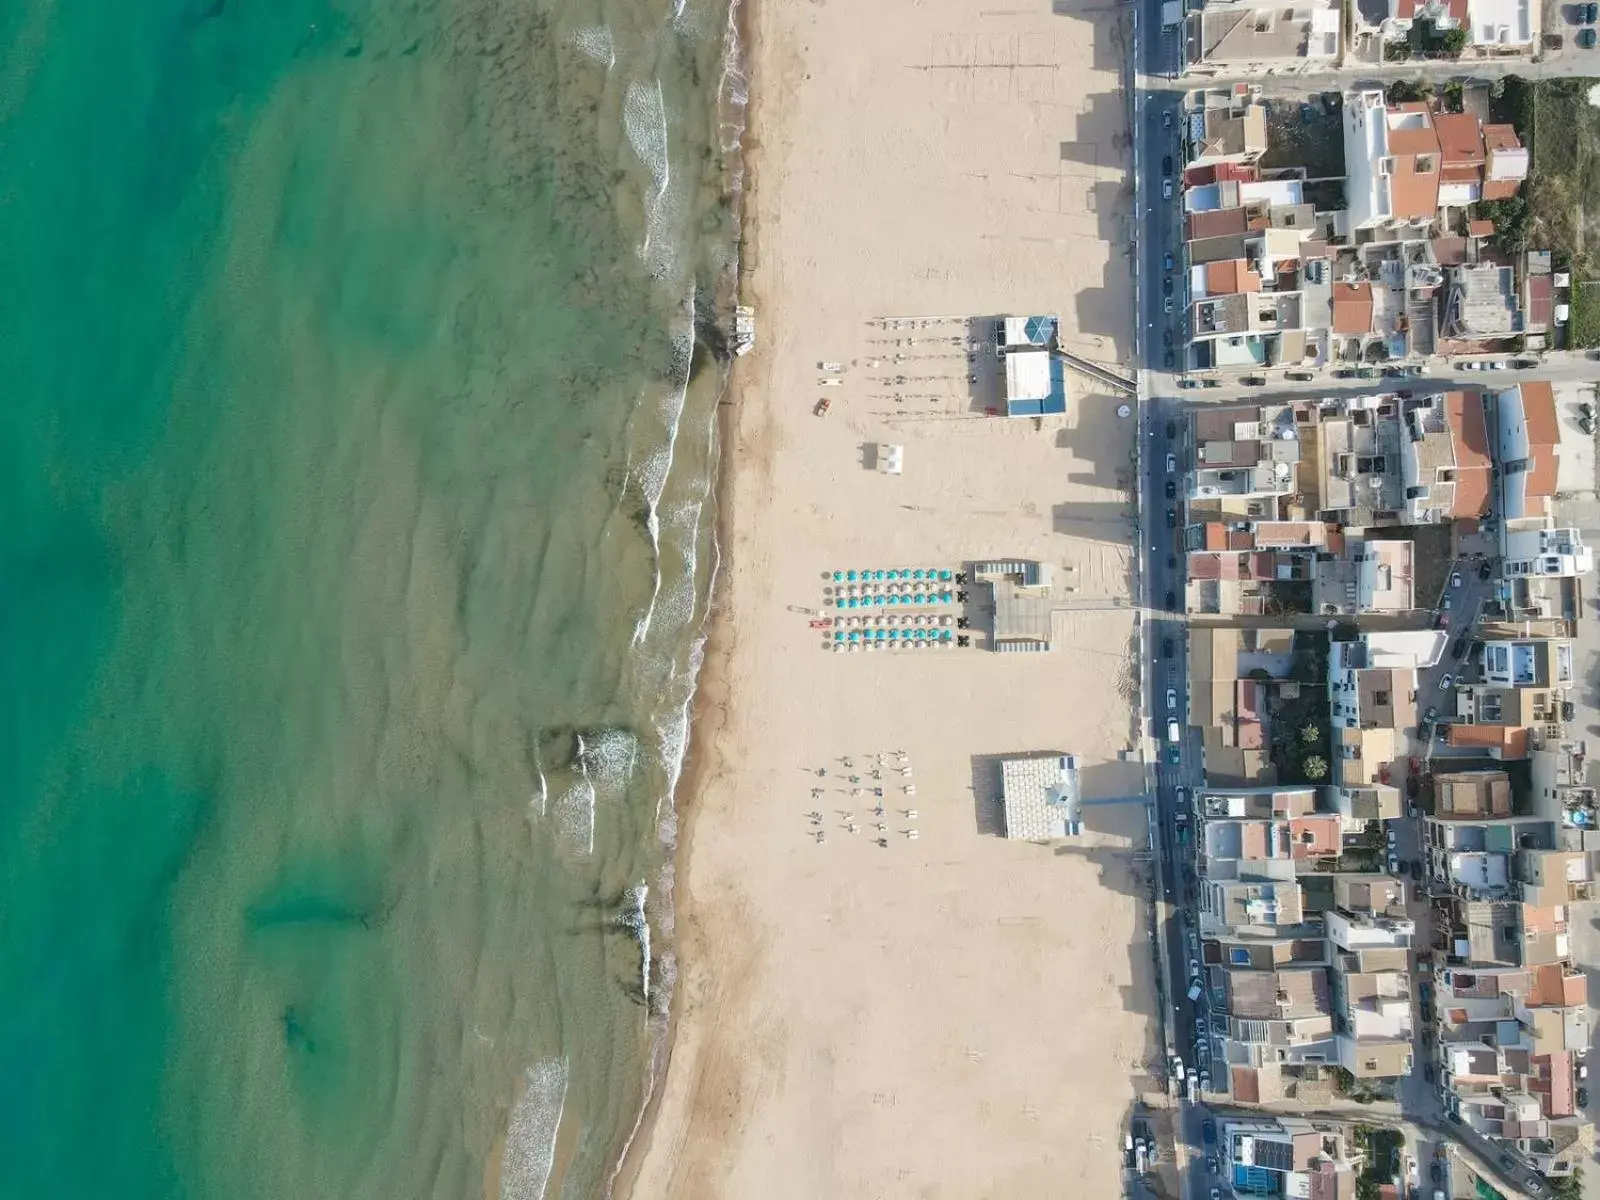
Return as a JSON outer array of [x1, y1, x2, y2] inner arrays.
[[499, 1058, 570, 1200], [631, 314, 694, 649], [623, 78, 671, 262]]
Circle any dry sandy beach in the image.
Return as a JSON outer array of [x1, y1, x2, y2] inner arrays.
[[623, 0, 1148, 1195]]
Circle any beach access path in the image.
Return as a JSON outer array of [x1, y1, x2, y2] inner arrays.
[[620, 0, 1153, 1196]]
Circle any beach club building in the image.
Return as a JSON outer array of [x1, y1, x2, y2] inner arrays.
[[993, 315, 1068, 418]]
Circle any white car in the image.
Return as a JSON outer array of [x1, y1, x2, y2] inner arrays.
[[1438, 672, 1455, 691], [1387, 849, 1400, 874], [1163, 178, 1174, 200], [1386, 827, 1397, 846], [1490, 360, 1509, 370], [1189, 957, 1200, 978], [1166, 452, 1177, 473], [1167, 688, 1179, 712], [1450, 571, 1463, 588], [1441, 595, 1453, 611]]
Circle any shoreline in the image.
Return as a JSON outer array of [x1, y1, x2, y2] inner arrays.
[[609, 0, 765, 1188]]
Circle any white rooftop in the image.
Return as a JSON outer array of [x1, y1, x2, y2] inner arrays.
[[1004, 349, 1053, 402], [1000, 754, 1081, 839]]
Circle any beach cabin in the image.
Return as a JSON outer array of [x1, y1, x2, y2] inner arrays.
[[998, 753, 1081, 839], [993, 315, 1068, 418]]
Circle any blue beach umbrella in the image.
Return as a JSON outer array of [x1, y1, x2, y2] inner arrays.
[[834, 631, 844, 641], [833, 571, 844, 581], [874, 570, 885, 580], [836, 598, 847, 608]]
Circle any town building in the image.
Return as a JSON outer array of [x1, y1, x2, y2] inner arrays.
[[1183, 0, 1340, 75]]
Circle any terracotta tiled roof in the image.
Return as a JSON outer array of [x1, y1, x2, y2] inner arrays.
[[1331, 282, 1375, 335], [1434, 112, 1485, 166], [1467, 219, 1495, 237]]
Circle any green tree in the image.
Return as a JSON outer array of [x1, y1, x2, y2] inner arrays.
[[1440, 26, 1468, 53], [1387, 78, 1430, 102], [1551, 1169, 1583, 1200], [1303, 754, 1329, 781]]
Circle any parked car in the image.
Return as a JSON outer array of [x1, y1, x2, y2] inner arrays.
[[1166, 453, 1177, 473], [1450, 637, 1466, 659], [1332, 368, 1356, 379], [1450, 571, 1463, 587], [1163, 252, 1174, 271], [1162, 154, 1173, 174], [1202, 1119, 1216, 1145], [1386, 849, 1400, 874], [1410, 859, 1423, 881], [1166, 745, 1182, 764], [1165, 587, 1177, 607], [1438, 672, 1455, 691], [1165, 420, 1177, 439], [1162, 638, 1174, 659], [1165, 509, 1176, 529], [1580, 1086, 1590, 1107], [1581, 25, 1598, 45], [1585, 1, 1598, 22], [1163, 110, 1174, 128], [1164, 328, 1174, 347], [1165, 479, 1177, 499], [1201, 378, 1222, 388], [1285, 370, 1315, 381], [1166, 553, 1176, 569], [1163, 276, 1173, 296], [1386, 826, 1397, 847], [1240, 375, 1266, 387], [1176, 378, 1198, 389], [1424, 705, 1440, 724], [1163, 349, 1175, 369], [1164, 296, 1173, 314], [1162, 178, 1174, 200], [1478, 561, 1493, 581], [1511, 357, 1538, 368]]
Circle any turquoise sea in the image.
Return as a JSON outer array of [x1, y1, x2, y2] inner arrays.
[[0, 0, 740, 1196]]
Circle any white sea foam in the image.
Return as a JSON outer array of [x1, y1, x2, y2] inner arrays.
[[616, 882, 651, 1006], [570, 25, 616, 68], [531, 740, 548, 818], [623, 78, 673, 270], [552, 734, 597, 857], [631, 322, 694, 649], [499, 1057, 570, 1200], [578, 726, 642, 802]]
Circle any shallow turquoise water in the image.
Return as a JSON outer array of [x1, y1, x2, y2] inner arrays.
[[0, 1, 731, 1196]]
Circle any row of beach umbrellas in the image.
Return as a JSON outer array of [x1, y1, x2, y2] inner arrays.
[[835, 592, 955, 609], [834, 629, 955, 643], [832, 569, 954, 582]]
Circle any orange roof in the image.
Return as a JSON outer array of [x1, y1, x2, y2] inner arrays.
[[1434, 112, 1485, 166], [1389, 157, 1441, 220], [1521, 380, 1558, 444], [1467, 219, 1496, 238], [1204, 522, 1229, 551], [1446, 391, 1492, 469], [1485, 124, 1523, 152], [1206, 259, 1262, 296], [1446, 724, 1530, 757], [1331, 282, 1375, 335], [1387, 103, 1441, 155]]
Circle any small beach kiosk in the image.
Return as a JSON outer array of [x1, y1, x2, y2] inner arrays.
[[993, 316, 1067, 418], [999, 754, 1082, 839]]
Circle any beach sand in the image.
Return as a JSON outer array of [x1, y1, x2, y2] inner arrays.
[[623, 0, 1151, 1194]]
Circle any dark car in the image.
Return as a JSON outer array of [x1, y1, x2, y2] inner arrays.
[[1164, 328, 1174, 347], [1177, 378, 1198, 389], [1166, 509, 1176, 529], [1240, 375, 1266, 387], [1162, 637, 1174, 659], [1164, 349, 1175, 369], [1201, 378, 1222, 388], [1166, 745, 1181, 764], [1424, 1064, 1436, 1083], [1511, 357, 1538, 368], [1332, 368, 1356, 378], [1478, 561, 1493, 580], [1285, 371, 1315, 381], [1166, 553, 1177, 569], [1163, 110, 1173, 128], [1163, 276, 1174, 296], [1501, 1154, 1518, 1171], [1165, 480, 1177, 499], [1586, 1, 1598, 22], [1381, 366, 1404, 377], [1581, 25, 1598, 44], [1165, 589, 1177, 609], [1410, 859, 1423, 881], [1163, 252, 1175, 271], [1162, 154, 1173, 174], [1579, 1087, 1590, 1107], [1201, 1119, 1216, 1145], [1166, 420, 1177, 439], [1451, 637, 1466, 659]]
